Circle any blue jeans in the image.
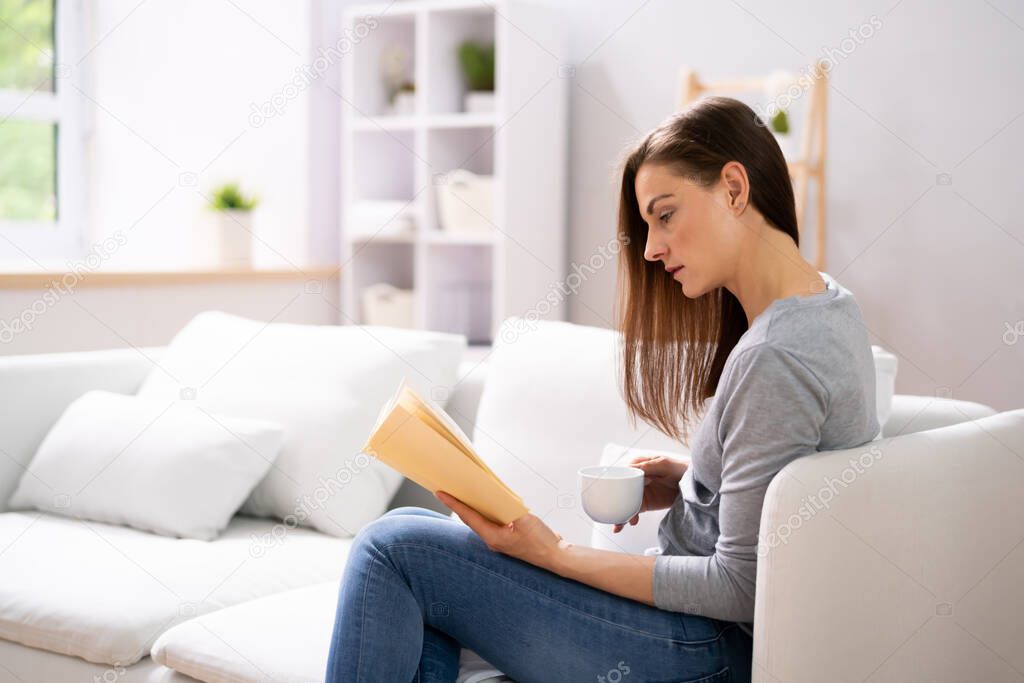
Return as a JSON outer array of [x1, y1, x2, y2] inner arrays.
[[326, 506, 752, 683]]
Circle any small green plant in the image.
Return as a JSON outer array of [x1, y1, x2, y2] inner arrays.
[[770, 108, 790, 135], [457, 41, 495, 91], [209, 182, 258, 211]]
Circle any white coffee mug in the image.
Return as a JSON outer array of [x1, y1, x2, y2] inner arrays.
[[578, 465, 644, 524]]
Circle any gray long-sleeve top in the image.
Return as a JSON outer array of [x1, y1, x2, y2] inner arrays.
[[653, 271, 880, 635]]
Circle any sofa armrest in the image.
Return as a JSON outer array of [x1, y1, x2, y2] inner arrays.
[[0, 347, 163, 510], [883, 394, 997, 437], [753, 409, 1024, 682]]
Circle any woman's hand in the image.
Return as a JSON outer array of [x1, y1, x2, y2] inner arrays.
[[434, 490, 565, 571], [435, 490, 660, 606], [612, 453, 690, 533]]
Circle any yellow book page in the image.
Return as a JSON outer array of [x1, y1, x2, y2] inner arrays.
[[396, 386, 523, 504], [364, 401, 528, 524]]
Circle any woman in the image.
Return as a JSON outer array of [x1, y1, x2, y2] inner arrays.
[[326, 96, 880, 683]]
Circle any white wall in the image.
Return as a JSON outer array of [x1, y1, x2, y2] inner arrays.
[[553, 0, 1024, 411], [81, 0, 318, 269]]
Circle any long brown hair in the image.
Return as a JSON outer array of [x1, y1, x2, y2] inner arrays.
[[615, 96, 799, 444]]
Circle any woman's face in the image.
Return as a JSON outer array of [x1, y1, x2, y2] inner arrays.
[[634, 162, 742, 298]]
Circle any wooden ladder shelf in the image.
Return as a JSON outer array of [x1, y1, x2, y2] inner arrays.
[[677, 61, 829, 270]]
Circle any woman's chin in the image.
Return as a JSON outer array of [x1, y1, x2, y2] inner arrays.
[[675, 273, 694, 297], [679, 278, 709, 300]]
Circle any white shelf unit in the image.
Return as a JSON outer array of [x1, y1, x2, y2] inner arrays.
[[339, 0, 568, 344]]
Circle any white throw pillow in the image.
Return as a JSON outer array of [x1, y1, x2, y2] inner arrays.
[[470, 317, 695, 546], [9, 390, 284, 540], [136, 311, 466, 537], [589, 442, 690, 555]]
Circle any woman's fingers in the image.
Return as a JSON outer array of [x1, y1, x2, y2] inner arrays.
[[610, 511, 634, 532]]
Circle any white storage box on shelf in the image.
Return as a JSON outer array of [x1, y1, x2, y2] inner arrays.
[[435, 169, 496, 235], [361, 283, 416, 328]]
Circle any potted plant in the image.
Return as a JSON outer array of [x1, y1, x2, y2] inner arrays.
[[381, 44, 415, 116], [208, 182, 259, 268], [762, 69, 798, 161], [769, 107, 795, 160], [457, 41, 495, 113]]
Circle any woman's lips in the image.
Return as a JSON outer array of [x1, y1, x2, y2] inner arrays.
[[667, 265, 683, 275]]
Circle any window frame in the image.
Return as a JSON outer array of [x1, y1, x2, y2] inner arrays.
[[0, 0, 85, 264]]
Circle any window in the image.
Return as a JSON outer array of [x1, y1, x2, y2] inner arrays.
[[0, 0, 84, 263]]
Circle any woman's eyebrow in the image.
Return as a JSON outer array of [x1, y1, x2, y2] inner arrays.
[[645, 193, 674, 215]]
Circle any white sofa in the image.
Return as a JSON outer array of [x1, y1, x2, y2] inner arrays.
[[0, 338, 1021, 683]]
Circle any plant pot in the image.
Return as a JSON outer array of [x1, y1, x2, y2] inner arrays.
[[361, 283, 415, 328], [214, 210, 254, 268], [463, 90, 495, 113], [387, 91, 416, 116]]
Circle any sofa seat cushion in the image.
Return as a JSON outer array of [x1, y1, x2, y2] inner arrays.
[[151, 582, 511, 683], [0, 637, 193, 683], [0, 512, 350, 666]]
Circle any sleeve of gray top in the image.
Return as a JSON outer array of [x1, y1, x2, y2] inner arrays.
[[651, 343, 829, 622]]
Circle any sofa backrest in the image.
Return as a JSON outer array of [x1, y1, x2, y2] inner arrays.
[[0, 347, 163, 510], [0, 345, 487, 515], [0, 340, 1001, 523]]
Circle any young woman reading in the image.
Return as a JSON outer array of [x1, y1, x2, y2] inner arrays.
[[325, 96, 880, 683]]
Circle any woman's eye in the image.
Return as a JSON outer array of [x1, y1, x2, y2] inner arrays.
[[659, 210, 674, 224]]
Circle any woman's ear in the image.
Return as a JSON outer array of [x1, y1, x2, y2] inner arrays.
[[720, 161, 749, 213]]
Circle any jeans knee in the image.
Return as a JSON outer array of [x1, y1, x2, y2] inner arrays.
[[354, 510, 436, 556], [380, 505, 433, 519]]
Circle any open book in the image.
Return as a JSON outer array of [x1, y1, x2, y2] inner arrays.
[[362, 378, 529, 525]]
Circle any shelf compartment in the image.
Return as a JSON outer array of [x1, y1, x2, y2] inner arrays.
[[424, 7, 496, 115], [349, 240, 416, 326], [424, 243, 493, 343], [347, 11, 417, 118], [426, 126, 494, 176], [350, 129, 418, 202], [424, 127, 496, 237]]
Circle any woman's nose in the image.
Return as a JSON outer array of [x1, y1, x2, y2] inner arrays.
[[644, 236, 664, 263]]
